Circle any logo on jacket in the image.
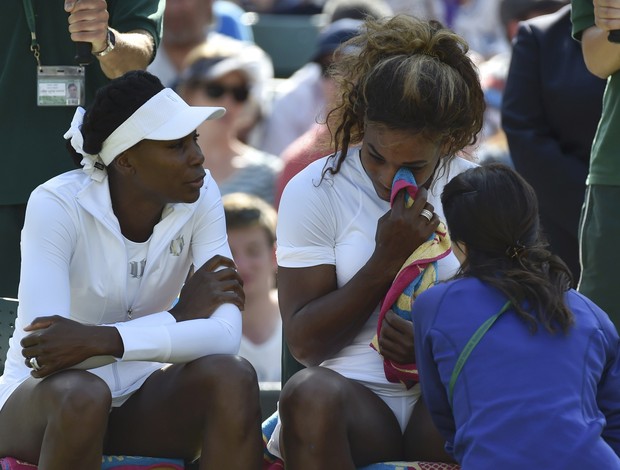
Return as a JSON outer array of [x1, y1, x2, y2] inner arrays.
[[129, 258, 146, 279], [169, 235, 185, 256]]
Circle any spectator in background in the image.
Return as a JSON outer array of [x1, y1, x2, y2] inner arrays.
[[445, 0, 563, 58], [149, 0, 274, 151], [258, 18, 367, 157], [322, 0, 393, 22], [230, 0, 275, 12], [500, 0, 568, 41], [439, 0, 509, 58], [502, 4, 605, 286], [214, 0, 256, 42], [272, 0, 325, 14], [148, 0, 270, 87], [388, 0, 564, 60], [571, 0, 620, 328], [176, 39, 282, 206], [474, 52, 512, 165], [148, 0, 215, 86], [273, 18, 366, 207], [473, 0, 567, 167], [274, 122, 332, 208], [385, 0, 510, 59], [235, 0, 324, 14], [383, 0, 436, 20], [224, 193, 282, 383], [0, 0, 164, 299]]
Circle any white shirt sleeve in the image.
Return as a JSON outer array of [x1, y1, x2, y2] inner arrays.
[[113, 307, 241, 362], [276, 162, 338, 268], [18, 186, 76, 324]]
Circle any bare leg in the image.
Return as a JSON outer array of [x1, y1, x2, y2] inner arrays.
[[0, 370, 112, 470], [403, 396, 455, 463], [104, 355, 263, 469], [278, 367, 403, 470]]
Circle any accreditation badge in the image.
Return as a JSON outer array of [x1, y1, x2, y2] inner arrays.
[[37, 65, 85, 106]]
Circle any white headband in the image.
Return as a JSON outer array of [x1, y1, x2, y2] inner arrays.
[[63, 88, 225, 182]]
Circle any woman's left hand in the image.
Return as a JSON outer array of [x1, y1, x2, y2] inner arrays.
[[21, 315, 119, 378], [378, 310, 415, 364]]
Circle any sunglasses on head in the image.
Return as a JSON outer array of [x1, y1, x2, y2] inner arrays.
[[203, 83, 250, 103]]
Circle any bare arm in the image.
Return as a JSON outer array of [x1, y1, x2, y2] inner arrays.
[[581, 0, 620, 78], [96, 29, 155, 78], [278, 261, 391, 367], [279, 189, 439, 366], [65, 0, 155, 78]]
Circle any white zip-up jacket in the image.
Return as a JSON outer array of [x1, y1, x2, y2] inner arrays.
[[0, 169, 242, 410]]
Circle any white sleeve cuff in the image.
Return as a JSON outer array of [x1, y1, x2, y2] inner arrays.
[[112, 306, 241, 363], [114, 311, 175, 362]]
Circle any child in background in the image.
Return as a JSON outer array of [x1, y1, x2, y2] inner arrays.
[[224, 192, 281, 382]]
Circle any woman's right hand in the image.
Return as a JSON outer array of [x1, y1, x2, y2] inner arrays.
[[22, 316, 123, 378], [169, 254, 245, 322], [374, 187, 440, 275]]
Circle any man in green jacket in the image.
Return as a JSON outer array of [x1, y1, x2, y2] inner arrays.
[[571, 0, 620, 328], [0, 0, 165, 297]]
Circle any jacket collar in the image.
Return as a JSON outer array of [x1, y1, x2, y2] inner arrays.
[[75, 178, 198, 243]]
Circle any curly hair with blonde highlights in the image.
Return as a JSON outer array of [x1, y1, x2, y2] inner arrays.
[[324, 15, 485, 176]]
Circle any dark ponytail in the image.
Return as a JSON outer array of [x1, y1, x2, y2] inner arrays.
[[441, 164, 574, 333]]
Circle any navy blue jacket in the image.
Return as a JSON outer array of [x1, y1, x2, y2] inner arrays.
[[501, 5, 606, 282]]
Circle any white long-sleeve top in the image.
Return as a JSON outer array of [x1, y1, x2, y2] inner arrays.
[[0, 169, 242, 410]]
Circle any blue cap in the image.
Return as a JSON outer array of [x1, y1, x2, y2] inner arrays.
[[312, 18, 364, 63]]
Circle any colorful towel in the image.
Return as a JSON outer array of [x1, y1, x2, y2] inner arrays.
[[370, 168, 451, 389], [359, 463, 460, 470], [100, 456, 184, 469], [0, 456, 184, 470], [0, 459, 36, 470], [262, 410, 282, 469], [264, 457, 458, 470]]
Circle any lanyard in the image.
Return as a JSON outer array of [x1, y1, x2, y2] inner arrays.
[[448, 300, 512, 407], [22, 0, 41, 66]]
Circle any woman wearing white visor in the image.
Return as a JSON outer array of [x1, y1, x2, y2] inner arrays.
[[0, 70, 262, 469]]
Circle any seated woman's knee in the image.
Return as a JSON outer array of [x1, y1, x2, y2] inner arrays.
[[279, 367, 346, 419], [45, 370, 111, 422], [189, 354, 258, 389]]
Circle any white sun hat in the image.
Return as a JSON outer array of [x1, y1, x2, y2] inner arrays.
[[64, 88, 225, 181]]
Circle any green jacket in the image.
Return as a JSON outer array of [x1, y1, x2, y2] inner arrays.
[[0, 0, 164, 203]]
